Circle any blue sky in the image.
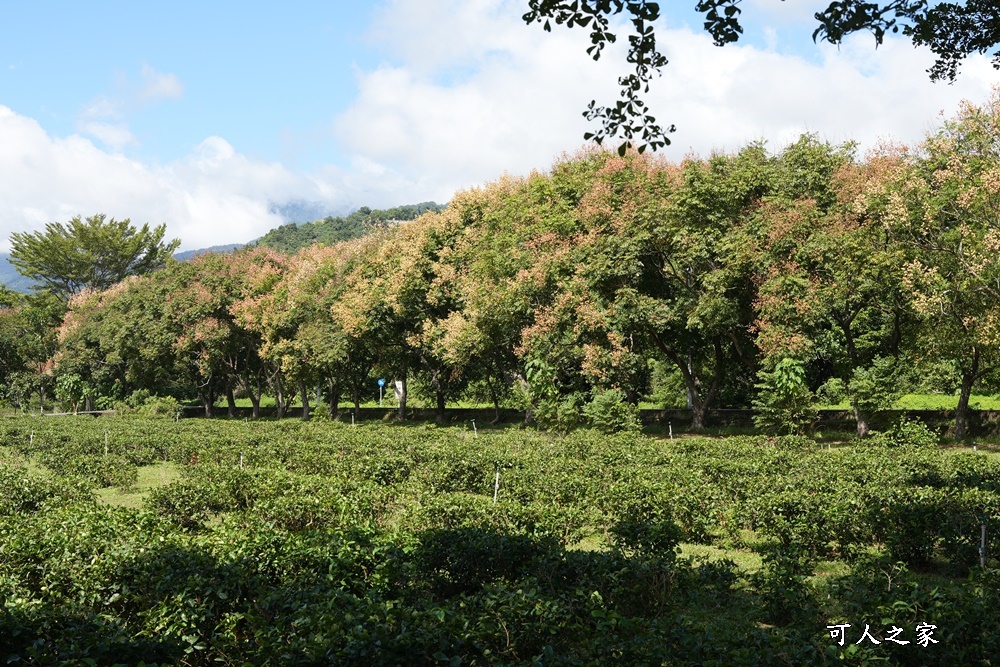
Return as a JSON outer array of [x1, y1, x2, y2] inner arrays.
[[1, 2, 380, 169], [1, 1, 997, 250]]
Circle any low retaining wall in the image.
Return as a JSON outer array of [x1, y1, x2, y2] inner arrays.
[[178, 405, 1000, 436], [642, 408, 1000, 436]]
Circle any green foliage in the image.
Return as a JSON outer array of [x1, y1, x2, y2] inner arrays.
[[816, 376, 847, 405], [2, 417, 1000, 663], [647, 360, 687, 408], [909, 359, 961, 395], [866, 418, 939, 449], [752, 358, 817, 434], [0, 465, 94, 515], [849, 356, 902, 420], [8, 213, 179, 299], [523, 358, 584, 432], [136, 395, 182, 419], [54, 372, 92, 413], [583, 388, 641, 434], [253, 202, 445, 254]]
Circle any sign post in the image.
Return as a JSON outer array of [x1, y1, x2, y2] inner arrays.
[[377, 378, 385, 407]]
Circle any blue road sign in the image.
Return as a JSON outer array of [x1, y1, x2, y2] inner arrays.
[[377, 378, 386, 387]]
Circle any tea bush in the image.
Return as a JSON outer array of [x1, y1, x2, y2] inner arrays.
[[2, 414, 1000, 664]]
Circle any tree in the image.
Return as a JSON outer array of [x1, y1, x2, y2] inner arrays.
[[331, 211, 472, 424], [0, 289, 63, 411], [752, 136, 914, 437], [525, 1, 1000, 153], [752, 357, 817, 435], [872, 91, 1000, 439], [9, 214, 180, 300], [602, 146, 766, 430], [53, 276, 181, 409]]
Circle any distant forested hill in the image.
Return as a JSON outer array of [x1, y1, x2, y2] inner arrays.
[[173, 244, 244, 262], [253, 202, 446, 254], [0, 253, 35, 293]]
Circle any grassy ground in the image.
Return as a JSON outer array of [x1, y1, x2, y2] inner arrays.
[[817, 392, 1000, 410], [97, 462, 182, 508], [3, 445, 182, 508]]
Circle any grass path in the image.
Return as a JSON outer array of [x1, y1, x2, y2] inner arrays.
[[96, 461, 182, 509]]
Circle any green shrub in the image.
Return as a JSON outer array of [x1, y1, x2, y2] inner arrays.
[[868, 418, 939, 448], [583, 388, 641, 434], [816, 377, 847, 405], [0, 465, 94, 515], [752, 358, 817, 435], [137, 395, 182, 418], [534, 392, 585, 433]]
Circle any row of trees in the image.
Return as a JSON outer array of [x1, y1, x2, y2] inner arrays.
[[3, 94, 1000, 437]]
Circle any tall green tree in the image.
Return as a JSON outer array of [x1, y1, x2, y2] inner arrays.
[[752, 137, 913, 437], [876, 92, 1000, 439], [9, 214, 180, 300]]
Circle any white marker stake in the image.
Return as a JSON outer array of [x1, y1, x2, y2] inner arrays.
[[352, 412, 355, 426], [240, 452, 244, 470], [104, 431, 109, 456], [493, 470, 500, 504], [472, 420, 477, 437], [30, 432, 33, 448], [981, 523, 987, 569], [669, 422, 673, 440]]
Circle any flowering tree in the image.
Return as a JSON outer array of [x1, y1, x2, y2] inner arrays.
[[878, 92, 1000, 438]]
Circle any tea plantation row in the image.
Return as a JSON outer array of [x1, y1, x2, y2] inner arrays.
[[1, 416, 999, 665]]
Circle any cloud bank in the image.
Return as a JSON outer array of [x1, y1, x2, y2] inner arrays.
[[1, 0, 997, 252], [338, 0, 998, 197]]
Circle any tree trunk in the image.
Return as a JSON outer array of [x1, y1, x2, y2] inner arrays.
[[299, 380, 311, 421], [691, 400, 707, 431], [395, 374, 407, 421], [226, 387, 237, 418], [435, 388, 446, 425], [956, 348, 979, 441], [663, 339, 724, 433], [39, 384, 45, 414], [200, 391, 213, 418], [84, 395, 94, 412], [327, 378, 340, 419], [273, 374, 286, 419], [352, 386, 361, 414], [854, 408, 871, 438], [249, 392, 260, 420], [516, 373, 533, 425], [685, 352, 694, 409]]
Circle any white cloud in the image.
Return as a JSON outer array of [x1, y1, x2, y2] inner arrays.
[[76, 64, 184, 150], [334, 0, 999, 200], [5, 1, 1000, 258], [138, 63, 183, 102], [76, 121, 136, 151], [0, 106, 351, 251]]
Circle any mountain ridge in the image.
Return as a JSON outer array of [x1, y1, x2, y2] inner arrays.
[[0, 201, 447, 293]]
